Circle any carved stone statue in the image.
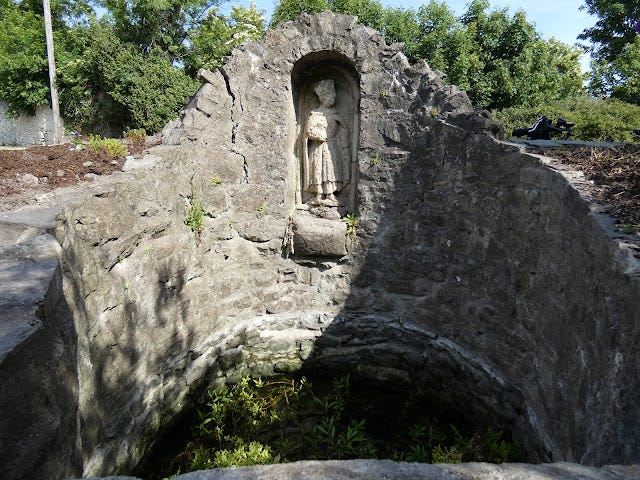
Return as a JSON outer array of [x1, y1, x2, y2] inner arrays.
[[302, 79, 350, 206]]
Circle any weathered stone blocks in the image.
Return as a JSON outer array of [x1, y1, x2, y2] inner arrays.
[[3, 11, 640, 480]]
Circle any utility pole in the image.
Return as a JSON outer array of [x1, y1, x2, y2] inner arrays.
[[42, 0, 63, 144]]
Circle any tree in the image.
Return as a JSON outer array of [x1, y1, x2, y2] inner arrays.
[[578, 0, 640, 63], [0, 1, 50, 115], [185, 2, 265, 76], [270, 0, 328, 27], [98, 0, 222, 62], [609, 37, 640, 104], [458, 0, 584, 109], [331, 0, 384, 31], [579, 1, 640, 105], [2, 0, 271, 135], [270, 0, 584, 110], [57, 22, 198, 134]]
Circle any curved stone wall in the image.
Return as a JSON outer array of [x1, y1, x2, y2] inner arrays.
[[3, 12, 640, 480]]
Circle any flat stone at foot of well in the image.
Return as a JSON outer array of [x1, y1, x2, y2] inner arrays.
[[78, 460, 640, 480], [81, 477, 142, 480]]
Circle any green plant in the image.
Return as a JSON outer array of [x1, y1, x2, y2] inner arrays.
[[342, 213, 360, 239], [185, 175, 205, 242], [212, 439, 280, 468], [431, 445, 463, 463], [157, 374, 523, 477], [430, 107, 441, 118], [257, 204, 267, 216], [210, 176, 222, 187], [88, 134, 128, 157], [370, 155, 380, 166], [485, 428, 519, 463], [621, 224, 639, 234], [143, 245, 152, 255], [124, 128, 146, 144]]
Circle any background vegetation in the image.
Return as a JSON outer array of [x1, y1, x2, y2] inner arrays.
[[0, 0, 638, 138]]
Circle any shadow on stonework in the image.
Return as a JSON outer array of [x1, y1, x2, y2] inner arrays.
[[0, 265, 81, 480], [293, 116, 548, 463], [300, 108, 640, 466], [78, 259, 202, 475]]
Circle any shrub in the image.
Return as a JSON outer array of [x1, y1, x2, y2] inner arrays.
[[0, 4, 50, 115], [495, 95, 640, 143], [88, 134, 128, 157], [59, 25, 198, 135], [124, 128, 146, 145], [110, 47, 198, 134]]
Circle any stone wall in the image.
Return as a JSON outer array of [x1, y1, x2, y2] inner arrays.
[[3, 12, 640, 480], [0, 100, 61, 146]]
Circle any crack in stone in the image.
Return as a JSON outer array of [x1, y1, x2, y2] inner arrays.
[[220, 66, 249, 184]]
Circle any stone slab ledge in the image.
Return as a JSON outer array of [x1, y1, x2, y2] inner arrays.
[[76, 460, 640, 480]]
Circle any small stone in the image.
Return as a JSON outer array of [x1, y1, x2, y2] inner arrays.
[[82, 161, 94, 167], [84, 173, 98, 181], [16, 173, 38, 186]]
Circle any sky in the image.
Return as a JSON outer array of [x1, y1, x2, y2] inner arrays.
[[225, 0, 596, 70]]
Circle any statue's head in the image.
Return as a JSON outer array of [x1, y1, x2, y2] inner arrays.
[[313, 79, 336, 107]]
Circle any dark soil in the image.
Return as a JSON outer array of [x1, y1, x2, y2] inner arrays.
[[547, 144, 640, 228], [0, 139, 156, 201], [0, 144, 121, 197]]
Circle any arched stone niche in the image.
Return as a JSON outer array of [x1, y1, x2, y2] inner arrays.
[[291, 51, 360, 213]]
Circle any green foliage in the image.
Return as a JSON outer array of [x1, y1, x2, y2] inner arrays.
[[495, 95, 640, 143], [58, 24, 199, 134], [1, 1, 232, 135], [459, 0, 584, 109], [270, 0, 328, 27], [485, 428, 516, 464], [109, 47, 198, 134], [270, 0, 584, 110], [185, 2, 265, 76], [0, 3, 49, 115], [589, 37, 640, 105], [155, 374, 522, 477], [88, 134, 128, 157], [578, 0, 640, 63], [124, 128, 146, 145], [342, 213, 360, 238], [213, 439, 279, 468], [185, 175, 205, 242], [97, 0, 221, 62], [579, 1, 640, 105], [310, 376, 377, 459], [331, 0, 385, 30], [431, 445, 463, 463]]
